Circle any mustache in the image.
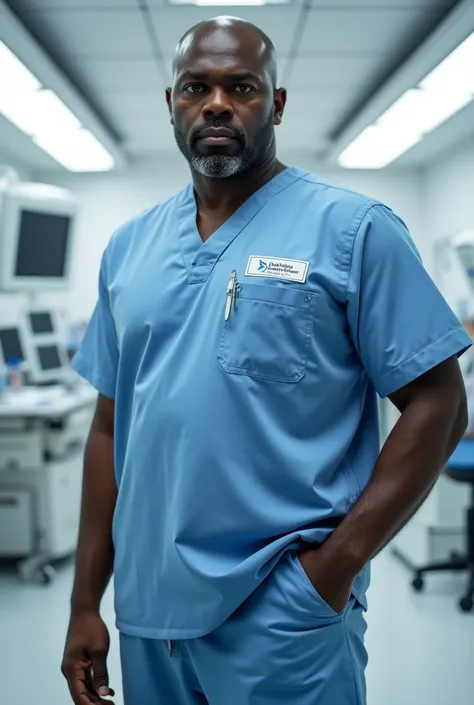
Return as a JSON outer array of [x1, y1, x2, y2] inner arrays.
[[189, 121, 246, 144]]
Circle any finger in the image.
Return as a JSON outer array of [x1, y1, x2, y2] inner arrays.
[[66, 670, 100, 705], [84, 680, 114, 705], [62, 661, 95, 704], [90, 652, 110, 695], [85, 664, 115, 704]]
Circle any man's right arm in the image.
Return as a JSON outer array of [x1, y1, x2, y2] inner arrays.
[[71, 394, 117, 613], [62, 394, 117, 704]]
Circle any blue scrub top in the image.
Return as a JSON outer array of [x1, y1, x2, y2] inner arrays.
[[73, 167, 472, 639]]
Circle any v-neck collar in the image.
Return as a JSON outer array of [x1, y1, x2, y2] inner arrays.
[[177, 166, 307, 284]]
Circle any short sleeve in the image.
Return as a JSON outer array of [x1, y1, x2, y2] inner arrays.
[[72, 249, 119, 399], [346, 204, 472, 398]]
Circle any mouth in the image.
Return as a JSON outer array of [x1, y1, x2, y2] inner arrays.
[[196, 127, 239, 146], [199, 136, 237, 146]]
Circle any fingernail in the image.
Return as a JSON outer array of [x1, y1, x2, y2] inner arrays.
[[98, 686, 109, 696]]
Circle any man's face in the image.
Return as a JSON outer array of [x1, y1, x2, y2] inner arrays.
[[167, 28, 284, 178]]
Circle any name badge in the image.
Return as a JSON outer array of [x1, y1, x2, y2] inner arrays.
[[245, 256, 309, 283]]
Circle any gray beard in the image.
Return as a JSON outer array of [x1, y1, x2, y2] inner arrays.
[[190, 153, 245, 179]]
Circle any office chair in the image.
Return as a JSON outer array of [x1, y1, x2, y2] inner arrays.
[[411, 438, 474, 612]]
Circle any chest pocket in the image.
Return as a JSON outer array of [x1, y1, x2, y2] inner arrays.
[[217, 282, 318, 383]]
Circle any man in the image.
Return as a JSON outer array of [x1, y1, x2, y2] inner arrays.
[[62, 16, 471, 705]]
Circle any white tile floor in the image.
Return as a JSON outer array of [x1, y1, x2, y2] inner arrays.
[[1, 549, 473, 705]]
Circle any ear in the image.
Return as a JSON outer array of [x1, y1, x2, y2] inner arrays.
[[166, 88, 174, 125], [273, 88, 287, 126]]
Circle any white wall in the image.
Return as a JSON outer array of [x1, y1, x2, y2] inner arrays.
[[423, 140, 474, 300], [423, 141, 474, 244], [31, 152, 425, 321]]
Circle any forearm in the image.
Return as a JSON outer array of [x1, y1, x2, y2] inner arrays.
[[320, 393, 467, 575], [71, 423, 117, 615]]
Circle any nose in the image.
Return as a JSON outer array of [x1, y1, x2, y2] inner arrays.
[[202, 88, 234, 120]]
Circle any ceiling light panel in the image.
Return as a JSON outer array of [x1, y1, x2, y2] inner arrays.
[[0, 39, 116, 171], [338, 28, 474, 169]]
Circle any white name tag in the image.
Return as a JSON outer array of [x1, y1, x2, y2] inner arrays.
[[245, 256, 309, 283]]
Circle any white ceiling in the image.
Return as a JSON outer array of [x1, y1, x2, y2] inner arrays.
[[0, 0, 467, 172]]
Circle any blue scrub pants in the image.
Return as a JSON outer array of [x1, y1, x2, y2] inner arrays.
[[120, 551, 368, 704]]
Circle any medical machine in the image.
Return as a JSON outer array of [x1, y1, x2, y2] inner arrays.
[[0, 311, 89, 586], [434, 229, 474, 321], [0, 176, 77, 292], [0, 382, 96, 584], [24, 309, 71, 384], [0, 170, 87, 583], [0, 310, 71, 385]]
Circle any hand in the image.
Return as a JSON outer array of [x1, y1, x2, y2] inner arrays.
[[61, 611, 115, 704], [297, 545, 355, 614]]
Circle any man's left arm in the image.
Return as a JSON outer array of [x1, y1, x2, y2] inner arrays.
[[301, 355, 468, 613], [300, 203, 473, 612]]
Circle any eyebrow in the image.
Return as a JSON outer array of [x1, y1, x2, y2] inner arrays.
[[178, 70, 261, 83]]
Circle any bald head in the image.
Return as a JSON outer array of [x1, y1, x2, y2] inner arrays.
[[173, 16, 277, 89], [166, 16, 285, 179]]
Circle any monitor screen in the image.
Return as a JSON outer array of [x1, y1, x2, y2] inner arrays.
[[0, 328, 25, 363], [29, 312, 54, 335], [15, 210, 71, 278], [37, 344, 62, 371]]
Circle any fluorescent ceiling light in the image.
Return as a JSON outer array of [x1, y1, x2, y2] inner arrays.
[[169, 0, 285, 4], [33, 90, 82, 133], [0, 41, 41, 94], [0, 88, 81, 137], [338, 30, 474, 169], [196, 0, 266, 4], [377, 87, 472, 135], [171, 0, 288, 5], [339, 125, 421, 169], [421, 32, 474, 95], [34, 129, 115, 172], [0, 40, 115, 171]]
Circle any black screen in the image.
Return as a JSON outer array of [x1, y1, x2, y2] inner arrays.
[[37, 344, 62, 370], [0, 328, 25, 363], [29, 312, 54, 335], [15, 210, 71, 278]]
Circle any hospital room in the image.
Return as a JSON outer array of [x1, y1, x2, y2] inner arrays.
[[1, 0, 474, 703]]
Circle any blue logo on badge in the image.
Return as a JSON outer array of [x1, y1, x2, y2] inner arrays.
[[258, 259, 268, 272]]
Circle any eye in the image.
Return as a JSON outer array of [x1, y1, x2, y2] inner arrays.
[[233, 85, 254, 94], [184, 84, 206, 94]]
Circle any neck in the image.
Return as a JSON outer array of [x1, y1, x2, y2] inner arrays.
[[191, 155, 287, 214]]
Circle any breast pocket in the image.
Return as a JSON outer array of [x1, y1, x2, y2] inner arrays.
[[217, 282, 318, 383]]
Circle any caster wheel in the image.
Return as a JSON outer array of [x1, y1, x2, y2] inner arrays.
[[38, 565, 55, 586], [459, 597, 474, 613], [412, 576, 424, 592]]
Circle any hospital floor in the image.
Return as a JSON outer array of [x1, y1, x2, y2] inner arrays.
[[1, 548, 473, 705]]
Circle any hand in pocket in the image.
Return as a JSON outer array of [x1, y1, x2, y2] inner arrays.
[[297, 546, 354, 614]]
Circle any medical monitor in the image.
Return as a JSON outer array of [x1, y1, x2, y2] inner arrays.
[[0, 181, 77, 291], [16, 211, 71, 279], [29, 341, 70, 384], [0, 326, 26, 365], [37, 344, 62, 371], [28, 311, 55, 335]]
